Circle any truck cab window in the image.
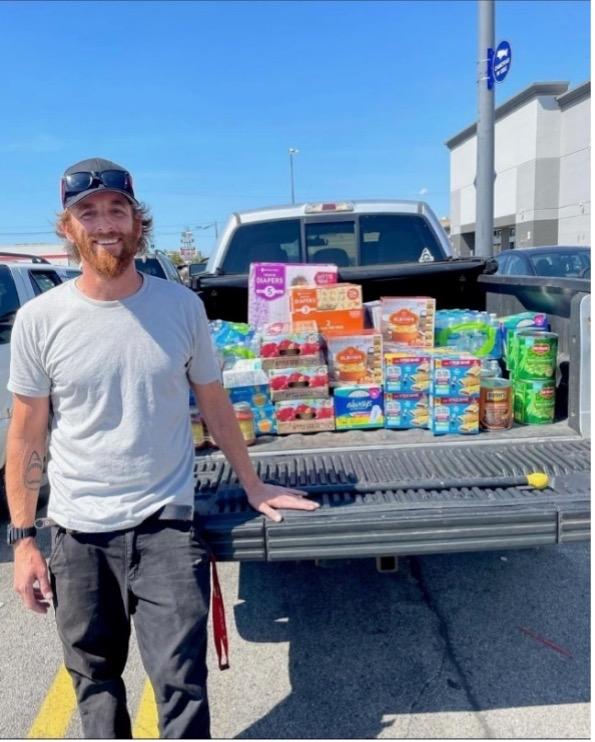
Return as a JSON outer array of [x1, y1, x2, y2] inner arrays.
[[305, 222, 355, 267], [359, 214, 443, 265], [29, 270, 61, 296], [222, 219, 301, 274]]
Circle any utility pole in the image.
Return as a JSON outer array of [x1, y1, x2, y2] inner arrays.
[[475, 0, 495, 257], [288, 148, 299, 204]]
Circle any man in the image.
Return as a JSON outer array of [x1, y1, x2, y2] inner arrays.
[[6, 157, 319, 739]]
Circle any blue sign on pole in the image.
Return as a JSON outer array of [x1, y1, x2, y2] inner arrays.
[[487, 40, 512, 89]]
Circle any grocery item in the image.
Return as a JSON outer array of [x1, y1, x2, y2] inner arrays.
[[248, 262, 338, 328], [435, 309, 502, 359], [259, 321, 321, 358], [513, 330, 558, 381], [209, 320, 260, 370], [324, 330, 383, 386], [430, 397, 480, 435], [275, 398, 335, 434], [222, 358, 269, 388], [385, 392, 429, 429], [289, 283, 364, 332], [513, 379, 556, 425], [479, 378, 513, 431], [333, 385, 384, 430], [431, 354, 481, 398], [363, 300, 382, 331], [269, 365, 329, 401], [233, 402, 256, 445], [499, 311, 550, 370], [384, 351, 431, 393], [380, 297, 435, 348], [480, 358, 503, 379]]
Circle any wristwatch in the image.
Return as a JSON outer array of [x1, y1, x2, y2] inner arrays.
[[6, 524, 37, 545]]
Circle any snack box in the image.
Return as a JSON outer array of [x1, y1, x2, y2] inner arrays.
[[324, 330, 383, 386], [384, 392, 430, 429], [268, 365, 329, 401], [380, 297, 436, 348], [226, 384, 277, 436], [333, 385, 384, 430], [430, 396, 479, 435], [248, 262, 338, 328], [431, 355, 481, 398], [384, 351, 431, 393], [289, 283, 364, 333], [275, 398, 335, 435]]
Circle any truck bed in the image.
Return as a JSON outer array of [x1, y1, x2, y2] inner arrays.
[[194, 424, 590, 561]]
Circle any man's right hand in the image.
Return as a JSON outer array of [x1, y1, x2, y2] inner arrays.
[[13, 539, 53, 614]]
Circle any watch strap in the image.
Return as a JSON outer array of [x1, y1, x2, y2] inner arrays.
[[7, 524, 37, 545]]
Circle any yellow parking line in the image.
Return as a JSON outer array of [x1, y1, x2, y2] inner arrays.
[[27, 664, 77, 739], [133, 679, 159, 738]]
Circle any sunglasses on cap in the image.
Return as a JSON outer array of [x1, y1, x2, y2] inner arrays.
[[61, 169, 135, 208]]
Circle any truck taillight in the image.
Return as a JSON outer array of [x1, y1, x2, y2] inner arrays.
[[305, 201, 354, 214]]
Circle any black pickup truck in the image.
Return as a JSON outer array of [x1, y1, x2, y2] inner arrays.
[[191, 200, 590, 563]]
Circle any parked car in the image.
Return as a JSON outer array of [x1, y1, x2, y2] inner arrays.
[[135, 250, 184, 283], [495, 245, 590, 278]]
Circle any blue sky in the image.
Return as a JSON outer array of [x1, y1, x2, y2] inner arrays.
[[0, 0, 590, 256]]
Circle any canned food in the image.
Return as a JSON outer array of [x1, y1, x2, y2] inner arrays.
[[233, 402, 256, 446], [480, 378, 512, 430], [513, 379, 556, 425], [513, 330, 558, 381]]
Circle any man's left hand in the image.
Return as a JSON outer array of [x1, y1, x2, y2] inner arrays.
[[245, 482, 320, 523]]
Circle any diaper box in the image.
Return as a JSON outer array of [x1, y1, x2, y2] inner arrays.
[[333, 385, 384, 430], [289, 283, 364, 333]]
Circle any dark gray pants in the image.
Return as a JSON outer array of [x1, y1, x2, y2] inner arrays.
[[48, 515, 211, 739]]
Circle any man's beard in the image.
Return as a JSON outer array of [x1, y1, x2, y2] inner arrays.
[[76, 232, 139, 278]]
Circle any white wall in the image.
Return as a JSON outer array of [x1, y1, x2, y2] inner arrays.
[[558, 95, 591, 244]]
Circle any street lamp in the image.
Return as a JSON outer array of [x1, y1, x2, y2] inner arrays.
[[194, 221, 219, 239], [288, 148, 299, 204]]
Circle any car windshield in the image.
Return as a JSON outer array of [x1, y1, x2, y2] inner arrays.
[[135, 257, 166, 279], [528, 251, 590, 277]]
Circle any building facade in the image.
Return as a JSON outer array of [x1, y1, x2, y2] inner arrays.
[[446, 81, 590, 256]]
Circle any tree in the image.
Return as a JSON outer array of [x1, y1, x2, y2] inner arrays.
[[168, 251, 184, 266]]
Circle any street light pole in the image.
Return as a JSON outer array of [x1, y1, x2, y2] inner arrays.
[[288, 148, 299, 204]]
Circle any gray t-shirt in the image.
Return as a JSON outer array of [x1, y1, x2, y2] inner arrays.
[[8, 273, 220, 532]]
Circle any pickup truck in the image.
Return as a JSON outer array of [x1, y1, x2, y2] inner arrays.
[[193, 200, 590, 564]]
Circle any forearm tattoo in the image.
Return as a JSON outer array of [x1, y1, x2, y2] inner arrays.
[[24, 451, 43, 490]]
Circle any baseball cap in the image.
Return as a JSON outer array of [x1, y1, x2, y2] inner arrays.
[[61, 157, 138, 209]]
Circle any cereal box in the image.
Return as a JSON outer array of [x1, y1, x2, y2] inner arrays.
[[268, 365, 329, 401], [248, 262, 338, 328], [430, 396, 479, 435], [275, 398, 335, 434], [431, 355, 481, 398], [324, 330, 383, 386], [289, 283, 364, 333], [384, 351, 431, 393], [384, 392, 430, 429], [333, 385, 384, 430], [380, 297, 436, 347]]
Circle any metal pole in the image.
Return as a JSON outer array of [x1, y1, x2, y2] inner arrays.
[[475, 0, 495, 257], [288, 148, 298, 204]]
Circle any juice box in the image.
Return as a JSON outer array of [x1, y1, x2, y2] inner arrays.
[[324, 330, 383, 386], [333, 385, 384, 430], [430, 396, 480, 435], [384, 392, 430, 429], [380, 297, 436, 347], [431, 355, 481, 398], [248, 262, 338, 328], [289, 283, 364, 332], [384, 351, 431, 393], [268, 365, 329, 401], [275, 398, 335, 434]]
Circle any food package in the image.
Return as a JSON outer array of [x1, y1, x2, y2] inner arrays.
[[380, 297, 435, 348], [222, 358, 269, 388], [333, 385, 384, 430], [275, 398, 335, 434], [363, 300, 382, 330], [209, 320, 260, 370], [430, 396, 480, 435], [324, 330, 383, 386], [435, 309, 503, 359], [431, 354, 481, 398], [248, 262, 338, 328], [259, 321, 320, 357], [384, 392, 430, 429], [499, 311, 550, 370], [268, 365, 329, 401], [384, 351, 431, 393], [289, 283, 364, 333]]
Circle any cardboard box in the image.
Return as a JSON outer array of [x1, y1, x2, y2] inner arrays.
[[324, 330, 383, 386], [380, 297, 436, 347], [261, 353, 324, 372], [269, 365, 329, 401], [384, 351, 431, 393], [226, 384, 277, 436], [430, 396, 479, 435], [431, 355, 481, 398], [248, 263, 338, 328], [333, 385, 384, 430], [289, 283, 364, 333], [275, 398, 335, 434], [385, 392, 430, 429], [259, 321, 321, 358]]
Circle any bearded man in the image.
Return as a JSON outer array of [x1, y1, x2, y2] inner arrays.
[[5, 158, 318, 739]]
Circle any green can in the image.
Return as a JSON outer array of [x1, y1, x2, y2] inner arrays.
[[513, 330, 558, 381], [513, 379, 556, 425]]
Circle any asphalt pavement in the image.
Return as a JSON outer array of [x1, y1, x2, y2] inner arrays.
[[0, 513, 589, 739]]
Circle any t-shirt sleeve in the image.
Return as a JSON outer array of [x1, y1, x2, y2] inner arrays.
[[187, 296, 221, 385], [7, 310, 51, 397]]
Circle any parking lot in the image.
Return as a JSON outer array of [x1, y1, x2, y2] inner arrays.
[[0, 502, 589, 739]]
